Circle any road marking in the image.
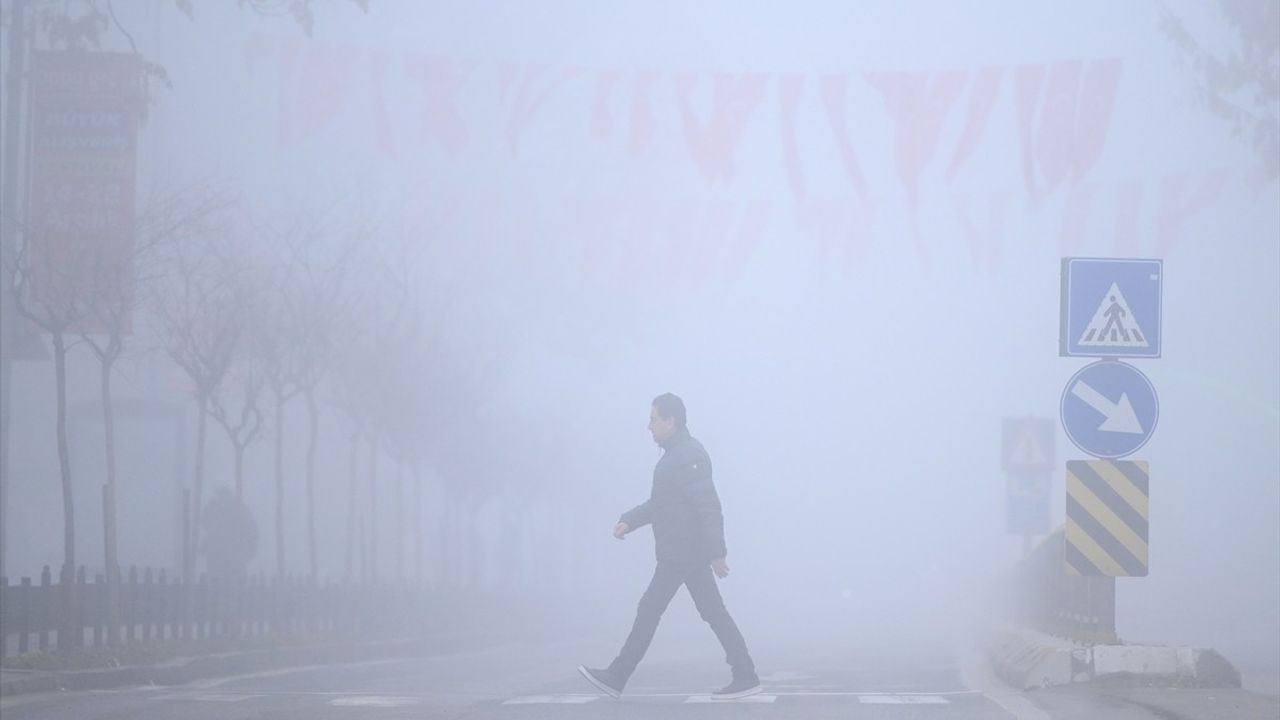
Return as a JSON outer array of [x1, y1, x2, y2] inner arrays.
[[859, 695, 949, 704], [328, 696, 419, 707], [147, 692, 265, 702], [183, 657, 412, 690], [685, 694, 776, 703], [504, 694, 598, 704], [771, 690, 978, 697]]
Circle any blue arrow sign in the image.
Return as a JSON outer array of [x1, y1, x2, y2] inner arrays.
[[1060, 360, 1159, 459], [1060, 257, 1162, 358]]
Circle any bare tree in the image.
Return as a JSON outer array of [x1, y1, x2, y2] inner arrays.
[[254, 217, 352, 580], [208, 352, 265, 502], [151, 221, 256, 582], [285, 232, 351, 581], [76, 185, 226, 645], [257, 317, 302, 580], [329, 347, 369, 583], [6, 211, 94, 648], [328, 304, 377, 583]]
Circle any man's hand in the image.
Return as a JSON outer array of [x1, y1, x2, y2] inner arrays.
[[712, 557, 730, 578], [613, 522, 630, 540]]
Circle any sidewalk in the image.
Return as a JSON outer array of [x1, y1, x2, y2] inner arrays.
[[0, 631, 500, 697], [1028, 680, 1280, 720]]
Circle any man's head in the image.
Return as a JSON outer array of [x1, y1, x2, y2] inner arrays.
[[648, 393, 686, 445]]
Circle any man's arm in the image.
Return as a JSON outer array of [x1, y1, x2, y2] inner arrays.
[[618, 498, 655, 533]]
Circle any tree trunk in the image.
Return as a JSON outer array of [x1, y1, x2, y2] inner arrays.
[[466, 498, 480, 589], [368, 436, 378, 582], [100, 357, 121, 645], [395, 459, 403, 581], [192, 392, 208, 583], [233, 444, 245, 501], [443, 492, 455, 588], [274, 394, 285, 579], [344, 431, 358, 582], [358, 518, 367, 585], [413, 465, 422, 586], [304, 387, 318, 581], [51, 330, 76, 649], [53, 330, 75, 572]]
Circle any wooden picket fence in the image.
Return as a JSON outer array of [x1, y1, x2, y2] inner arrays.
[[0, 565, 430, 658]]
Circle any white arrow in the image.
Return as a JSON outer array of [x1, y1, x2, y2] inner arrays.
[[1070, 380, 1144, 434]]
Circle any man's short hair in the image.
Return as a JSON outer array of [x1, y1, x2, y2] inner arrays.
[[651, 393, 687, 428]]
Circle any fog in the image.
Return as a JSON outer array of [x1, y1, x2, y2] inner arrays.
[[1, 0, 1276, 683]]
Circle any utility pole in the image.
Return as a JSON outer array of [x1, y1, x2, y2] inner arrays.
[[0, 0, 30, 582]]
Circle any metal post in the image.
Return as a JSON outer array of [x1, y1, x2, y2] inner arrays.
[[18, 576, 30, 654], [0, 0, 30, 586], [38, 565, 50, 651], [182, 487, 191, 583], [103, 483, 121, 645]]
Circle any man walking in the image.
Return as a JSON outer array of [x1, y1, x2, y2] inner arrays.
[[578, 393, 761, 699]]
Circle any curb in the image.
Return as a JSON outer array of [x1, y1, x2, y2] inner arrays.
[[0, 631, 499, 698], [1, 670, 60, 696], [985, 626, 1242, 690]]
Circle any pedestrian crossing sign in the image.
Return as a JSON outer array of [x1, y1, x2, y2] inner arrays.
[[1002, 417, 1054, 474], [1060, 258, 1162, 358]]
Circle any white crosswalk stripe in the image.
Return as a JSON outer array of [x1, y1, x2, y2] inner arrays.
[[503, 694, 599, 704], [859, 695, 951, 704], [328, 696, 419, 707], [147, 693, 264, 702], [685, 693, 777, 703], [506, 690, 969, 704]]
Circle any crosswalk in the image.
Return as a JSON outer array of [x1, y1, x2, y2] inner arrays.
[[145, 688, 975, 707], [502, 690, 969, 705]]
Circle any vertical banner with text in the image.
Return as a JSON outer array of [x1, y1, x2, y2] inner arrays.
[[27, 51, 139, 332]]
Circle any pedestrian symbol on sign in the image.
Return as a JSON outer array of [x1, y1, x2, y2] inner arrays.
[[1001, 417, 1054, 475], [1060, 257, 1162, 358], [1008, 429, 1048, 468], [1078, 283, 1148, 349]]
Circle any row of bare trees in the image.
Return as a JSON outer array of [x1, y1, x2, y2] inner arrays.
[[1, 1, 572, 653], [5, 184, 530, 647]]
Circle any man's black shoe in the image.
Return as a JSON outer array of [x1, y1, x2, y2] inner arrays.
[[711, 674, 762, 700], [577, 665, 624, 698]]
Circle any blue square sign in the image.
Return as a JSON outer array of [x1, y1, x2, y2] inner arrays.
[[1060, 258, 1162, 358], [1006, 474, 1050, 535]]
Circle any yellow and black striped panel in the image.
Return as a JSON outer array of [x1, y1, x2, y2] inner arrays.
[[1065, 460, 1149, 577]]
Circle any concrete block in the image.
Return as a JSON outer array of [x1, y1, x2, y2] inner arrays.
[[986, 626, 1075, 689], [1094, 644, 1179, 678], [984, 627, 1242, 689]]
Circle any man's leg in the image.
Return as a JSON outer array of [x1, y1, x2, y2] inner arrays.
[[684, 564, 756, 679], [608, 563, 684, 683]]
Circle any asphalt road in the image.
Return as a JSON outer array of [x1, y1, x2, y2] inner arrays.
[[1, 634, 1275, 719]]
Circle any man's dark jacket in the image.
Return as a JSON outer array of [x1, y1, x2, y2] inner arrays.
[[619, 426, 727, 564]]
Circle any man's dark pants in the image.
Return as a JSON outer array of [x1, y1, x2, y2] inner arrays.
[[607, 561, 755, 683]]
